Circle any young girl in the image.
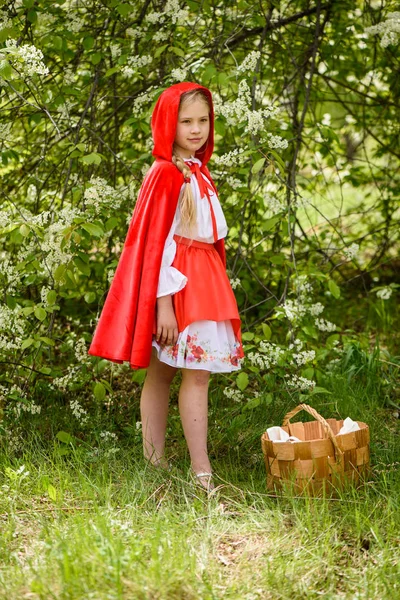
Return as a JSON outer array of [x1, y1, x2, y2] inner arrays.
[[88, 82, 245, 493]]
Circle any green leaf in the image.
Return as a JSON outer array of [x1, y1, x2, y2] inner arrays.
[[81, 223, 104, 237], [27, 9, 37, 23], [131, 369, 147, 384], [236, 372, 249, 391], [79, 152, 102, 165], [54, 264, 66, 282], [73, 256, 91, 276], [262, 323, 271, 340], [104, 66, 120, 78], [105, 217, 119, 231], [94, 382, 106, 402], [83, 36, 94, 50], [21, 338, 34, 350], [170, 46, 185, 57], [309, 386, 332, 395], [116, 3, 133, 16], [269, 149, 286, 173], [19, 224, 30, 237], [301, 325, 319, 339], [154, 44, 168, 58], [91, 52, 102, 65], [243, 397, 261, 410], [47, 290, 57, 305], [301, 367, 314, 379], [84, 291, 96, 304], [328, 279, 341, 299], [56, 431, 73, 444], [264, 393, 273, 405], [252, 158, 265, 174], [269, 254, 286, 265], [34, 306, 47, 321], [242, 332, 254, 341], [262, 216, 281, 231], [40, 367, 52, 375], [0, 60, 13, 80], [47, 484, 57, 501], [39, 336, 55, 346]]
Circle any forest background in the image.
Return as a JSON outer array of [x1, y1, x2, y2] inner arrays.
[[0, 1, 399, 598]]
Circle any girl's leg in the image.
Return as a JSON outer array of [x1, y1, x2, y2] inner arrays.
[[140, 347, 178, 466], [178, 368, 212, 476]]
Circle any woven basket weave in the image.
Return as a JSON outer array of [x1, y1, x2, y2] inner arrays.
[[261, 403, 370, 496]]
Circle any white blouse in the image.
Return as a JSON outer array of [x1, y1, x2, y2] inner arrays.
[[156, 156, 228, 298]]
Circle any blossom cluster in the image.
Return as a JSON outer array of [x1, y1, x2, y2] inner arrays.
[[230, 277, 241, 289], [364, 12, 400, 48], [315, 318, 337, 332], [343, 243, 359, 260], [376, 287, 392, 300], [0, 305, 25, 351], [285, 374, 316, 391], [171, 68, 187, 82], [146, 0, 189, 25], [3, 39, 49, 77], [84, 176, 127, 215], [223, 387, 245, 402], [213, 80, 280, 135], [236, 51, 261, 74], [121, 54, 152, 77], [213, 148, 247, 167]]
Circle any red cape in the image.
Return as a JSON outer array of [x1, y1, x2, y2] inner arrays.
[[88, 82, 226, 369]]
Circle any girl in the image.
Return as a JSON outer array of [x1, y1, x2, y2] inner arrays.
[[88, 82, 245, 493]]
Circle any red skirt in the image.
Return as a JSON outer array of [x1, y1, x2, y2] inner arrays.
[[153, 235, 244, 359]]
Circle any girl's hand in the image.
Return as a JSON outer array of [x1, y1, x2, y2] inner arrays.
[[156, 296, 179, 346]]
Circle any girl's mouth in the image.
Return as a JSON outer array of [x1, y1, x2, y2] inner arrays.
[[188, 138, 202, 142]]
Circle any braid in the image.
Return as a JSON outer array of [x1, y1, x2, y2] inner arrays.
[[172, 152, 197, 240]]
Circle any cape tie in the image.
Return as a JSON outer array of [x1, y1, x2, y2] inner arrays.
[[185, 161, 218, 243]]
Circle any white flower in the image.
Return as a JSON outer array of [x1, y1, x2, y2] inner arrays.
[[344, 243, 359, 260], [292, 350, 315, 366], [315, 318, 337, 332], [223, 388, 245, 402], [236, 51, 261, 73], [376, 287, 392, 300], [308, 302, 325, 316], [230, 277, 241, 289], [286, 374, 316, 391], [171, 68, 187, 82], [364, 12, 400, 48], [121, 54, 152, 77], [3, 39, 49, 77]]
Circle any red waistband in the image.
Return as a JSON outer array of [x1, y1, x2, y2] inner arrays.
[[173, 234, 214, 250]]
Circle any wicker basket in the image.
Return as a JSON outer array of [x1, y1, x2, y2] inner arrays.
[[261, 403, 370, 496]]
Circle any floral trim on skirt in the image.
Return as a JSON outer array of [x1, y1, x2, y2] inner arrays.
[[151, 319, 244, 372]]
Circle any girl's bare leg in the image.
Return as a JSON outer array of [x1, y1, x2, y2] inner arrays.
[[178, 368, 212, 479], [140, 347, 178, 466]]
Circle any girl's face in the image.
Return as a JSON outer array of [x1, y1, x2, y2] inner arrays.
[[174, 98, 210, 159]]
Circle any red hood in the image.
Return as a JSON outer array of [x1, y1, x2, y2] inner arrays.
[[151, 82, 214, 166]]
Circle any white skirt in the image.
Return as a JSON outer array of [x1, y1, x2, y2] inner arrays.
[[151, 319, 244, 372]]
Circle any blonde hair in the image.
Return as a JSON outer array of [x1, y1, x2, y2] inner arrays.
[[172, 90, 211, 239]]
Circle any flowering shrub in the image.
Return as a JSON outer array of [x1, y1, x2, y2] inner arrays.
[[0, 0, 398, 437]]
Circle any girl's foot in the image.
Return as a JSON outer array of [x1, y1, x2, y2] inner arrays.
[[147, 457, 171, 471], [192, 470, 216, 494]]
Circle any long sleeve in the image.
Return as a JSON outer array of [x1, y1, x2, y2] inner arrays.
[[156, 207, 188, 298]]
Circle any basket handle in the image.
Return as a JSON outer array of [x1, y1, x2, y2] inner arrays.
[[282, 403, 343, 461]]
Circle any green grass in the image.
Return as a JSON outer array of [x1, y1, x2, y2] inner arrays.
[[0, 367, 399, 600]]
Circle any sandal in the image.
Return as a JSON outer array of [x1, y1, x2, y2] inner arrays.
[[192, 470, 216, 494]]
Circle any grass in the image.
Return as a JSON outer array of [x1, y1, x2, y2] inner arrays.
[[0, 365, 399, 599]]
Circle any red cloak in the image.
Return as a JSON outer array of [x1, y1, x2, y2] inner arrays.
[[88, 82, 226, 370]]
